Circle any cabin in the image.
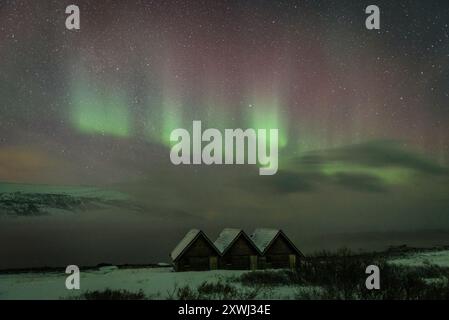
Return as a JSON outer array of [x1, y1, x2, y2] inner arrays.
[[250, 228, 304, 269], [214, 228, 260, 270], [170, 228, 304, 271], [170, 229, 220, 272]]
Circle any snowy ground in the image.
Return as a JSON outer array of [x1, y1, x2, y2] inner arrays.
[[388, 250, 449, 267], [0, 267, 301, 300], [3, 249, 449, 300]]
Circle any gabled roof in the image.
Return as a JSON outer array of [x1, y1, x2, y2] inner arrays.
[[170, 229, 219, 262], [214, 228, 260, 255], [214, 228, 241, 254], [250, 228, 304, 257]]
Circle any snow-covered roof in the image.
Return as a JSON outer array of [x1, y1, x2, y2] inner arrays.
[[250, 228, 304, 256], [214, 228, 242, 254], [170, 229, 201, 261], [250, 228, 280, 253]]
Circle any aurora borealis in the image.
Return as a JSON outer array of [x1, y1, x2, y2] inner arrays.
[[0, 1, 449, 268]]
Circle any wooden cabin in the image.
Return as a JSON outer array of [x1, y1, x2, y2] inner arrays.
[[170, 229, 220, 272], [250, 229, 304, 269], [214, 228, 260, 270]]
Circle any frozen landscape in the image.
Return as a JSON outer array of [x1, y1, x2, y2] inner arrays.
[[1, 248, 449, 300], [0, 267, 299, 300]]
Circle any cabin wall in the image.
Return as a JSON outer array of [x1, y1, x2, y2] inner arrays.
[[260, 235, 299, 269], [174, 236, 218, 272], [219, 237, 258, 270]]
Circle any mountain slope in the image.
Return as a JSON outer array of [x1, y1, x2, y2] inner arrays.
[[0, 182, 140, 216]]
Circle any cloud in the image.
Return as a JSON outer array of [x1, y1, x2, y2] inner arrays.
[[298, 140, 448, 175], [267, 170, 316, 193], [332, 172, 387, 192], [0, 147, 60, 183], [259, 140, 448, 194], [259, 169, 388, 194]]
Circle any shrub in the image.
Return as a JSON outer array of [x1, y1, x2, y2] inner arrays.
[[171, 280, 260, 300], [175, 285, 199, 300], [296, 249, 449, 300], [79, 289, 147, 300], [238, 270, 294, 287], [197, 281, 237, 298]]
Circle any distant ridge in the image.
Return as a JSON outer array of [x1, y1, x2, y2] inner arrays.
[[0, 182, 141, 216]]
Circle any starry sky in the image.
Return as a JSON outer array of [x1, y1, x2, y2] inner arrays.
[[0, 1, 449, 267]]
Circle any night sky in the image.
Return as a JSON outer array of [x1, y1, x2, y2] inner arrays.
[[0, 1, 448, 268]]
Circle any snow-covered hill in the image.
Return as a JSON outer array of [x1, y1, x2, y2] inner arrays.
[[0, 182, 139, 216], [388, 250, 449, 267]]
